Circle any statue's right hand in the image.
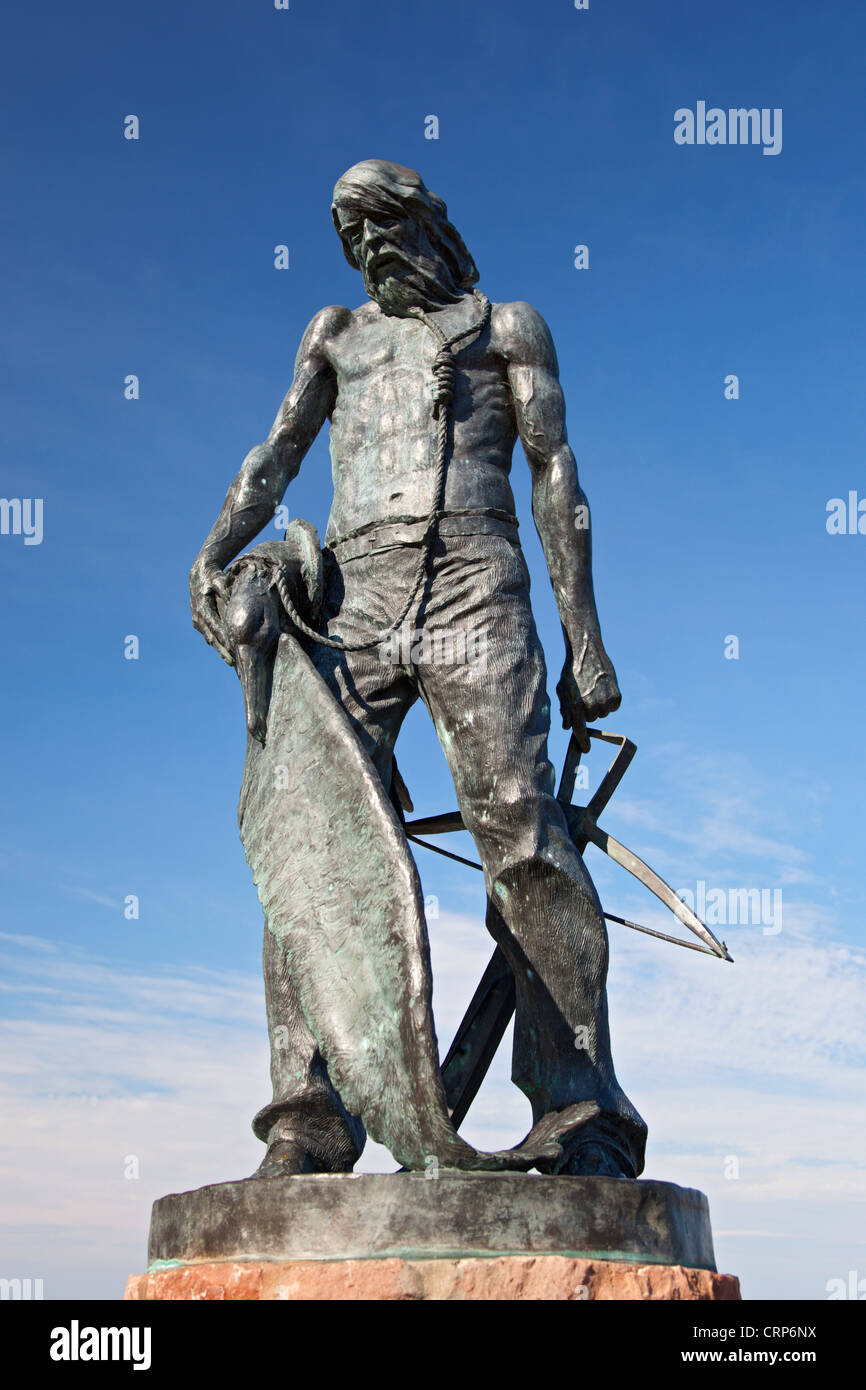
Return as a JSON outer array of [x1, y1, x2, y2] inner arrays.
[[189, 558, 235, 666]]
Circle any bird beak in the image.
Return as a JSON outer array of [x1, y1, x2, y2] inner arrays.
[[234, 642, 272, 746]]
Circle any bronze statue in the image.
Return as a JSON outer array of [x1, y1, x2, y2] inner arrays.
[[189, 160, 724, 1183]]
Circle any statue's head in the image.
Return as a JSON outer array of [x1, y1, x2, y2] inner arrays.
[[331, 160, 478, 316]]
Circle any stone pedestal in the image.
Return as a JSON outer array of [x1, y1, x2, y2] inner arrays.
[[126, 1255, 739, 1301], [126, 1172, 740, 1302]]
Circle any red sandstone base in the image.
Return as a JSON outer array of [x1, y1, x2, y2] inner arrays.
[[125, 1257, 740, 1301]]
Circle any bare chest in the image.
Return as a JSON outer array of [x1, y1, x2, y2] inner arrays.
[[328, 315, 512, 451]]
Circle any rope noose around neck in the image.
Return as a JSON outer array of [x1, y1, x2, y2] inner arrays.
[[273, 289, 492, 653]]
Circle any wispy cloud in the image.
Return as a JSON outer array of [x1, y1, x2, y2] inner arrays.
[[60, 886, 123, 911]]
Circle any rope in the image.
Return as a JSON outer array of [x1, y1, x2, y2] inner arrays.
[[272, 289, 491, 653]]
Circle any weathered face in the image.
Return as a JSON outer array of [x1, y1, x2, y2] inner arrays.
[[337, 205, 411, 287], [335, 202, 463, 314]]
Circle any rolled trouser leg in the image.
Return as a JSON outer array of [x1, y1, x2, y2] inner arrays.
[[484, 841, 647, 1176], [252, 919, 366, 1172]]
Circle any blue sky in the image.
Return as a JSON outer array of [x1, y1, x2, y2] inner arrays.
[[1, 0, 864, 1300]]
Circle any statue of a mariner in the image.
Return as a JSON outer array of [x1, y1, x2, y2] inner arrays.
[[189, 160, 647, 1183]]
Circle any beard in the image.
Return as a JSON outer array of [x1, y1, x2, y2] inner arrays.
[[361, 243, 467, 317]]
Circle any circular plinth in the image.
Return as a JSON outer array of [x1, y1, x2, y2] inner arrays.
[[148, 1173, 717, 1272]]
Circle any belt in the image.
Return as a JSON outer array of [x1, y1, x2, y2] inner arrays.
[[326, 510, 520, 563]]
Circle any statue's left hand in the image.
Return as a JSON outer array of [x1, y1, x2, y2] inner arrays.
[[556, 635, 621, 752]]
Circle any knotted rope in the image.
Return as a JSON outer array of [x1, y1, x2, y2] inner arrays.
[[273, 289, 491, 653]]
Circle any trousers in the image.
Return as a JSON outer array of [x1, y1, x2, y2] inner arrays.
[[252, 529, 647, 1174]]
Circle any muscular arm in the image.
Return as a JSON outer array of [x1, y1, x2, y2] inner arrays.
[[500, 301, 621, 744], [190, 305, 347, 661]]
